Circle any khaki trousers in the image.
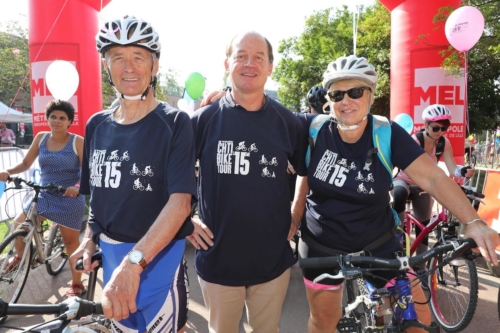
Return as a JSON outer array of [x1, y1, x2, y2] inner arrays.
[[198, 268, 291, 333]]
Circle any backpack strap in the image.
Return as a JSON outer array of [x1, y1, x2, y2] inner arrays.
[[415, 130, 445, 162], [372, 115, 393, 177], [306, 114, 331, 167], [435, 136, 445, 162], [415, 130, 425, 149]]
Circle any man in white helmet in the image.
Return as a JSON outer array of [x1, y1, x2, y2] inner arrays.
[[72, 15, 196, 333]]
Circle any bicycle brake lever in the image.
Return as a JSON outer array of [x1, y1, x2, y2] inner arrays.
[[313, 272, 345, 284]]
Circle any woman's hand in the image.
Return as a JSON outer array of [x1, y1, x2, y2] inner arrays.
[[63, 186, 80, 198], [464, 221, 500, 266], [464, 167, 475, 178], [0, 171, 10, 182], [288, 212, 301, 241]]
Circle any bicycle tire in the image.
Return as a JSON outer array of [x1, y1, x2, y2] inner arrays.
[[341, 278, 379, 332], [427, 244, 478, 332], [45, 224, 68, 276], [0, 229, 32, 305]]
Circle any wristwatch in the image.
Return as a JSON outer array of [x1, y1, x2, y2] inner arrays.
[[127, 249, 147, 270]]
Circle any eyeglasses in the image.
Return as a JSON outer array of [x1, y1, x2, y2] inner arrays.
[[327, 87, 371, 102], [429, 125, 449, 133]]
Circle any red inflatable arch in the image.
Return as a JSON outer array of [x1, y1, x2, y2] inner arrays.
[[379, 0, 464, 163], [28, 0, 112, 137]]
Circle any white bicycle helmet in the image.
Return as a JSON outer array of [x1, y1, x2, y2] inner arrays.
[[422, 104, 452, 122], [322, 55, 377, 91], [96, 16, 160, 101], [96, 15, 161, 57]]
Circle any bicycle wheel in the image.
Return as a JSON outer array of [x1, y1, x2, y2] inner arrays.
[[427, 244, 478, 332], [0, 229, 32, 304], [340, 278, 381, 332], [45, 223, 68, 276]]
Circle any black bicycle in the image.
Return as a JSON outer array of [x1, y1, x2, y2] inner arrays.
[[0, 297, 103, 332], [300, 237, 488, 333]]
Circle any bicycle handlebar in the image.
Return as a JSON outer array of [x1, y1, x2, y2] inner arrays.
[[0, 297, 103, 318], [299, 237, 478, 271], [6, 176, 67, 194], [408, 184, 485, 200]]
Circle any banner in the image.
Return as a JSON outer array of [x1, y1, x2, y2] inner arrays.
[[476, 170, 500, 252]]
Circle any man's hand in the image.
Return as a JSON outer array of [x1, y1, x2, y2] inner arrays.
[[200, 90, 225, 108], [69, 237, 98, 273], [101, 260, 142, 321], [187, 217, 214, 250], [464, 222, 500, 266]]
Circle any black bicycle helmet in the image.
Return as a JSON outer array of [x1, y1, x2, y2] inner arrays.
[[307, 86, 329, 114]]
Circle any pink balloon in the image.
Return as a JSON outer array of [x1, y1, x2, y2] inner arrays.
[[445, 6, 485, 52]]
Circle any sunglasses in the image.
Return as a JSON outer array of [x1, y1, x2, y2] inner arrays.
[[429, 125, 449, 133], [327, 87, 371, 102]]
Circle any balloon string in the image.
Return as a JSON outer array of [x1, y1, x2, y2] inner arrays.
[[0, 0, 70, 126], [464, 51, 472, 164]]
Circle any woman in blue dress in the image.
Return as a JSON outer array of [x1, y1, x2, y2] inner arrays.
[[0, 99, 86, 298]]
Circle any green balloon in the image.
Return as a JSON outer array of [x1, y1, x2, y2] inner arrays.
[[185, 72, 206, 100]]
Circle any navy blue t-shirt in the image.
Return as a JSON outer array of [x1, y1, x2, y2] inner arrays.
[[191, 92, 307, 286], [80, 103, 197, 243], [297, 114, 425, 253]]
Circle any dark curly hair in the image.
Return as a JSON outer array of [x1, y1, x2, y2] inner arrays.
[[45, 99, 75, 123]]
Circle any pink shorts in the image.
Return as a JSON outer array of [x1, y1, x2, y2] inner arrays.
[[303, 277, 343, 291]]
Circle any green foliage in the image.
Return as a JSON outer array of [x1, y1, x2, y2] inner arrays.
[[0, 20, 30, 109], [272, 3, 391, 115], [0, 19, 183, 111]]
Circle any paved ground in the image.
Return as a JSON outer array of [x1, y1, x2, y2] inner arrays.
[[2, 242, 499, 332]]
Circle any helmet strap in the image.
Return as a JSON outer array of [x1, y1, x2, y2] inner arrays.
[[332, 115, 368, 132]]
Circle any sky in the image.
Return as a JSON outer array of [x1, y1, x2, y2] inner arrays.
[[0, 0, 375, 91]]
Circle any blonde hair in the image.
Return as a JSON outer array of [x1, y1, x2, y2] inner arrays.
[[330, 79, 373, 92]]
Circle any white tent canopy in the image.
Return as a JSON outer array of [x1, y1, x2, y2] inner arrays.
[[0, 101, 32, 123]]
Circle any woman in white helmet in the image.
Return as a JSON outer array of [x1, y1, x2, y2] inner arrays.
[[292, 55, 499, 332], [392, 104, 475, 260]]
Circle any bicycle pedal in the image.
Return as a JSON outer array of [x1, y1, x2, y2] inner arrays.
[[337, 317, 361, 333]]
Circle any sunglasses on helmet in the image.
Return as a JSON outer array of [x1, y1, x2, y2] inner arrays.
[[429, 125, 449, 133], [327, 87, 372, 103]]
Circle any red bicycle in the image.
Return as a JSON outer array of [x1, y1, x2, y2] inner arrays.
[[401, 184, 485, 332]]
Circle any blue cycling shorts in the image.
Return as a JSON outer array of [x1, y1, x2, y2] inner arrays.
[[100, 234, 189, 333]]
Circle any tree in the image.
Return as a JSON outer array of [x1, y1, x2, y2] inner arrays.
[[272, 3, 391, 115], [0, 20, 30, 110]]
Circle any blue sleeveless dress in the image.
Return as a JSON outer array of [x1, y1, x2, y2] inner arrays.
[[33, 133, 85, 230]]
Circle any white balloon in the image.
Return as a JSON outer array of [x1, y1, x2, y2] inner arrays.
[[45, 60, 80, 100]]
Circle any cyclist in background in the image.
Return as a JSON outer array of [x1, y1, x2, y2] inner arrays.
[[72, 15, 196, 333], [0, 100, 85, 298], [292, 55, 499, 333], [392, 104, 475, 258], [306, 85, 330, 115]]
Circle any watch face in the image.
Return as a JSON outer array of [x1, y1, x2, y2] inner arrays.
[[129, 250, 143, 264]]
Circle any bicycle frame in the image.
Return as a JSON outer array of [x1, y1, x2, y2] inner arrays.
[[404, 204, 447, 256]]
